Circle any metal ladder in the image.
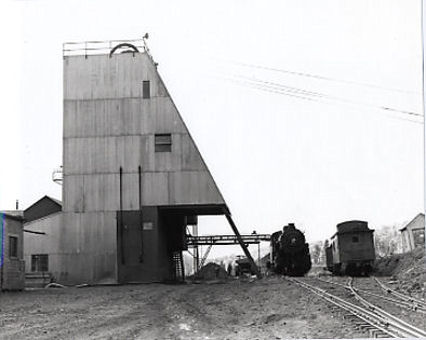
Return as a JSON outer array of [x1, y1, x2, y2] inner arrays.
[[172, 251, 185, 282]]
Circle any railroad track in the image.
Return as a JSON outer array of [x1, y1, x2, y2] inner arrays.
[[373, 277, 426, 310], [346, 277, 426, 338], [288, 277, 426, 338], [316, 277, 426, 314]]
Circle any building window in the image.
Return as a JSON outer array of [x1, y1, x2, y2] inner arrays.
[[31, 254, 49, 272], [352, 236, 359, 243], [143, 80, 150, 98], [9, 236, 18, 258], [143, 222, 153, 230], [155, 134, 172, 152]]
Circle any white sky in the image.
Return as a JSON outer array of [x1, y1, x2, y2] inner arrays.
[[0, 0, 424, 258]]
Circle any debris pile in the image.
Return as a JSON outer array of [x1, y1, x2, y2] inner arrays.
[[193, 262, 228, 281], [374, 247, 425, 298]]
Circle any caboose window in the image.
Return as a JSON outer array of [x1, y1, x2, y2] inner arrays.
[[143, 80, 150, 98], [352, 236, 359, 243], [155, 133, 172, 152], [9, 236, 18, 258]]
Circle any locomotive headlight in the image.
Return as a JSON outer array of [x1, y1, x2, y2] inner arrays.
[[291, 238, 296, 244]]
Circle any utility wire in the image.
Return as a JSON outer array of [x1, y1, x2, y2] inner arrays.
[[225, 76, 323, 104], [221, 76, 424, 125], [222, 74, 424, 121], [387, 115, 425, 125], [224, 59, 421, 95]]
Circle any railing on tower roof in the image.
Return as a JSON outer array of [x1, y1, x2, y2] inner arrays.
[[63, 36, 150, 57]]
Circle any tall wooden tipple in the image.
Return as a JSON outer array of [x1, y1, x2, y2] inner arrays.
[[25, 39, 235, 284]]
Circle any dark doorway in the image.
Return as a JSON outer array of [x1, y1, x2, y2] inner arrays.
[[117, 211, 144, 282]]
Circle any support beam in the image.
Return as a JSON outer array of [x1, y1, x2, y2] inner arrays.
[[225, 214, 262, 278], [192, 225, 199, 272], [198, 244, 213, 270], [23, 229, 46, 235], [138, 165, 144, 263], [187, 234, 270, 246]]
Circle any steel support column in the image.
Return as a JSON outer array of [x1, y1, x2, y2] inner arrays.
[[225, 214, 262, 278]]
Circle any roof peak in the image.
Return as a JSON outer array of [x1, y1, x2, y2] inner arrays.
[[400, 212, 425, 231], [24, 195, 62, 212]]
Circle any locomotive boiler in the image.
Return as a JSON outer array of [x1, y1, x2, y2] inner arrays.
[[268, 223, 311, 276]]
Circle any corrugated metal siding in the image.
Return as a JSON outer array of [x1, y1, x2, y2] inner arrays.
[[24, 212, 117, 284], [63, 52, 225, 213]]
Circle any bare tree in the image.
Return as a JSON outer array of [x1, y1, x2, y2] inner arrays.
[[374, 225, 401, 258], [310, 241, 324, 265]]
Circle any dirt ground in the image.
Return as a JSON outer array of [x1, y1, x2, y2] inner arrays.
[[0, 276, 365, 340], [374, 247, 425, 298]]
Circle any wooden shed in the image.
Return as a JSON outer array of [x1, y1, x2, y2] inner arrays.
[[0, 212, 25, 291], [400, 213, 425, 253], [23, 39, 257, 285]]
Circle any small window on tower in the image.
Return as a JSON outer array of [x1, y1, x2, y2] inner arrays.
[[155, 134, 172, 152], [352, 236, 359, 243], [143, 80, 150, 98]]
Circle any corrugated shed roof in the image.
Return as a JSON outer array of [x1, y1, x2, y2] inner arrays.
[[46, 196, 62, 206], [24, 195, 62, 212]]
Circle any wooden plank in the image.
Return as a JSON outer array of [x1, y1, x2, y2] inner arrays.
[[25, 212, 117, 284], [64, 53, 169, 101], [169, 171, 225, 205], [63, 175, 84, 212], [64, 97, 187, 139], [181, 134, 206, 171], [141, 172, 169, 206]]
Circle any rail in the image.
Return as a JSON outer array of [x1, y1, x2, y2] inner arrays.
[[373, 277, 426, 308], [316, 277, 426, 313], [63, 36, 150, 57], [347, 277, 426, 338], [288, 277, 398, 338]]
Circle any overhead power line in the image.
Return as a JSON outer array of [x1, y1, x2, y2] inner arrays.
[[225, 60, 421, 96], [222, 74, 424, 124]]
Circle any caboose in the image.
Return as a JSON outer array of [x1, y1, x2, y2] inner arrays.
[[326, 220, 375, 276]]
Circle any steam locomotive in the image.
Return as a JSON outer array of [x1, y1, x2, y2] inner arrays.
[[268, 223, 312, 276]]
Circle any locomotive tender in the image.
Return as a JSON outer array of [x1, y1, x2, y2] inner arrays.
[[269, 223, 311, 276], [326, 220, 375, 276]]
